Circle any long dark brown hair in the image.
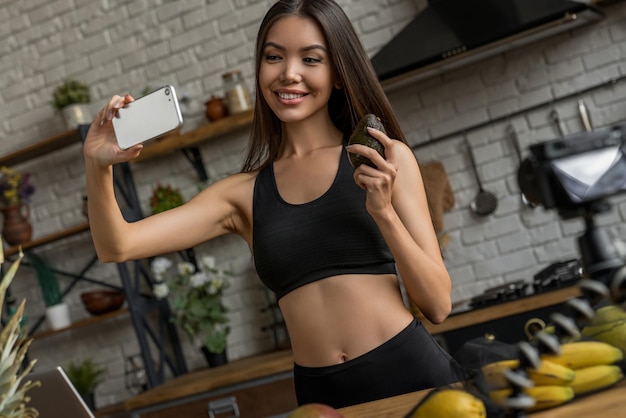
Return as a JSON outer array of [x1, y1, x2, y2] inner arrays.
[[241, 0, 406, 173]]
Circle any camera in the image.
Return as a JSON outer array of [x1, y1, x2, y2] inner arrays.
[[518, 122, 626, 220], [518, 122, 626, 307], [165, 88, 170, 96]]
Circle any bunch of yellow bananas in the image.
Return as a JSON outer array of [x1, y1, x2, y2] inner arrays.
[[482, 340, 624, 412]]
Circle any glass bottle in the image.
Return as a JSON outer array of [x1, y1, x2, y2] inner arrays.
[[222, 70, 253, 115]]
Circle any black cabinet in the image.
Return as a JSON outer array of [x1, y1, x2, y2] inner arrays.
[[438, 301, 569, 356]]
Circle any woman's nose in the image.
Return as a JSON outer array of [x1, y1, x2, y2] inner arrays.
[[281, 60, 302, 84]]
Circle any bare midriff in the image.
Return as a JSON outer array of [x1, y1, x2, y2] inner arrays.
[[278, 273, 415, 367]]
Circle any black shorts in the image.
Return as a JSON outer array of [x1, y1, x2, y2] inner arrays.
[[293, 318, 466, 409]]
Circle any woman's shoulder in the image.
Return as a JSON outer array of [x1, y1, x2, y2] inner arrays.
[[209, 170, 260, 195]]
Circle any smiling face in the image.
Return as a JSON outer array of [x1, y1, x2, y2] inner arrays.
[[259, 15, 338, 125]]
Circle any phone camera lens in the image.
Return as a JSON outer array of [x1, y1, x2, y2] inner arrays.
[[165, 88, 170, 96]]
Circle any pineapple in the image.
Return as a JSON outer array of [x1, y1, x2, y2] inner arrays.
[[0, 241, 40, 418]]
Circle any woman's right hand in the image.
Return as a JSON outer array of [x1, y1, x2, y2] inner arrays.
[[83, 94, 144, 167]]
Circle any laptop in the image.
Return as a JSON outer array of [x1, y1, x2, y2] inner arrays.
[[22, 366, 96, 418]]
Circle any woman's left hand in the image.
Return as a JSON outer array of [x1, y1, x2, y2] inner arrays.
[[347, 127, 399, 216]]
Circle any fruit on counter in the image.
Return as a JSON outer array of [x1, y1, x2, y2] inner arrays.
[[481, 358, 575, 389], [541, 340, 623, 370], [287, 403, 344, 418], [569, 364, 624, 396], [488, 385, 574, 412], [347, 114, 386, 169], [589, 304, 626, 325], [581, 304, 626, 355], [410, 388, 486, 418]]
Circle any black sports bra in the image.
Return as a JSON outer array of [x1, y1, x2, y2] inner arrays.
[[252, 144, 395, 300]]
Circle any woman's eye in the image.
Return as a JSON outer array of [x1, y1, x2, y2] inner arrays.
[[265, 54, 281, 62], [303, 57, 321, 64]]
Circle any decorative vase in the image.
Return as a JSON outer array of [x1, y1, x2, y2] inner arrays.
[[205, 95, 229, 122], [1, 203, 32, 246], [201, 346, 228, 368], [61, 103, 92, 129], [80, 392, 96, 411], [46, 302, 71, 330]]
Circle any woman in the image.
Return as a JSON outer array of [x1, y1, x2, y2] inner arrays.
[[83, 0, 462, 409]]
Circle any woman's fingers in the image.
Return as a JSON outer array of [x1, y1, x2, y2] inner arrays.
[[347, 128, 397, 172], [99, 94, 135, 126], [347, 128, 399, 211], [85, 94, 144, 166]]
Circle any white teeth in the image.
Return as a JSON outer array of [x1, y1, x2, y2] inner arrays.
[[278, 92, 303, 100]]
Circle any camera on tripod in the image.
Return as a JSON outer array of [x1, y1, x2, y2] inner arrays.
[[518, 122, 626, 219], [517, 122, 626, 307]]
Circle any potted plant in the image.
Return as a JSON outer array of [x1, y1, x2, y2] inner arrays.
[[28, 252, 71, 330], [51, 78, 92, 129], [0, 166, 35, 246], [151, 254, 231, 367], [149, 183, 185, 215], [65, 358, 107, 411], [0, 243, 40, 417]]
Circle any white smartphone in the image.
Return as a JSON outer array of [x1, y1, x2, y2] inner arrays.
[[113, 85, 183, 150]]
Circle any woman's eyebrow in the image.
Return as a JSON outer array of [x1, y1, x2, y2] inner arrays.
[[263, 41, 328, 53]]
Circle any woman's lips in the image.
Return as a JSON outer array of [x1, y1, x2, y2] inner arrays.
[[275, 91, 307, 104]]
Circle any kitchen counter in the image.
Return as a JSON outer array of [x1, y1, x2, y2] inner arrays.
[[338, 380, 626, 417], [124, 349, 294, 413]]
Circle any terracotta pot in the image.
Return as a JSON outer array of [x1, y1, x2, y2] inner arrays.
[[205, 95, 229, 122], [1, 203, 32, 246]]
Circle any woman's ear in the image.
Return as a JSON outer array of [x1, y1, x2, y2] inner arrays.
[[334, 80, 342, 89]]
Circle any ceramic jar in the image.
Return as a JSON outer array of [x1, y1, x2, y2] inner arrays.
[[61, 104, 92, 130], [1, 203, 32, 246], [205, 95, 229, 122], [222, 70, 253, 115]]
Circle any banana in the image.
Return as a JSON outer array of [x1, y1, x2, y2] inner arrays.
[[529, 360, 576, 386], [489, 385, 574, 412], [481, 359, 518, 389], [541, 341, 623, 370], [411, 388, 487, 418], [569, 364, 624, 396], [481, 358, 575, 389]]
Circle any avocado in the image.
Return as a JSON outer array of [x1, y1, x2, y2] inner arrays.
[[348, 114, 386, 168]]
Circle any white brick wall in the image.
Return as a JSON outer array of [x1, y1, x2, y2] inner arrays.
[[2, 0, 626, 408]]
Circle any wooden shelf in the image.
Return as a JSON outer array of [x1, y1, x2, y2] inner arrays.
[[0, 129, 82, 167], [32, 307, 129, 340], [134, 109, 254, 162], [3, 222, 90, 257]]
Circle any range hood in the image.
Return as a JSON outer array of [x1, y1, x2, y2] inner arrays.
[[371, 0, 604, 91]]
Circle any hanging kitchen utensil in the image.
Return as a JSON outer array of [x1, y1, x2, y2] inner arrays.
[[578, 98, 593, 132], [549, 108, 567, 137], [506, 124, 536, 209], [466, 138, 498, 216]]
